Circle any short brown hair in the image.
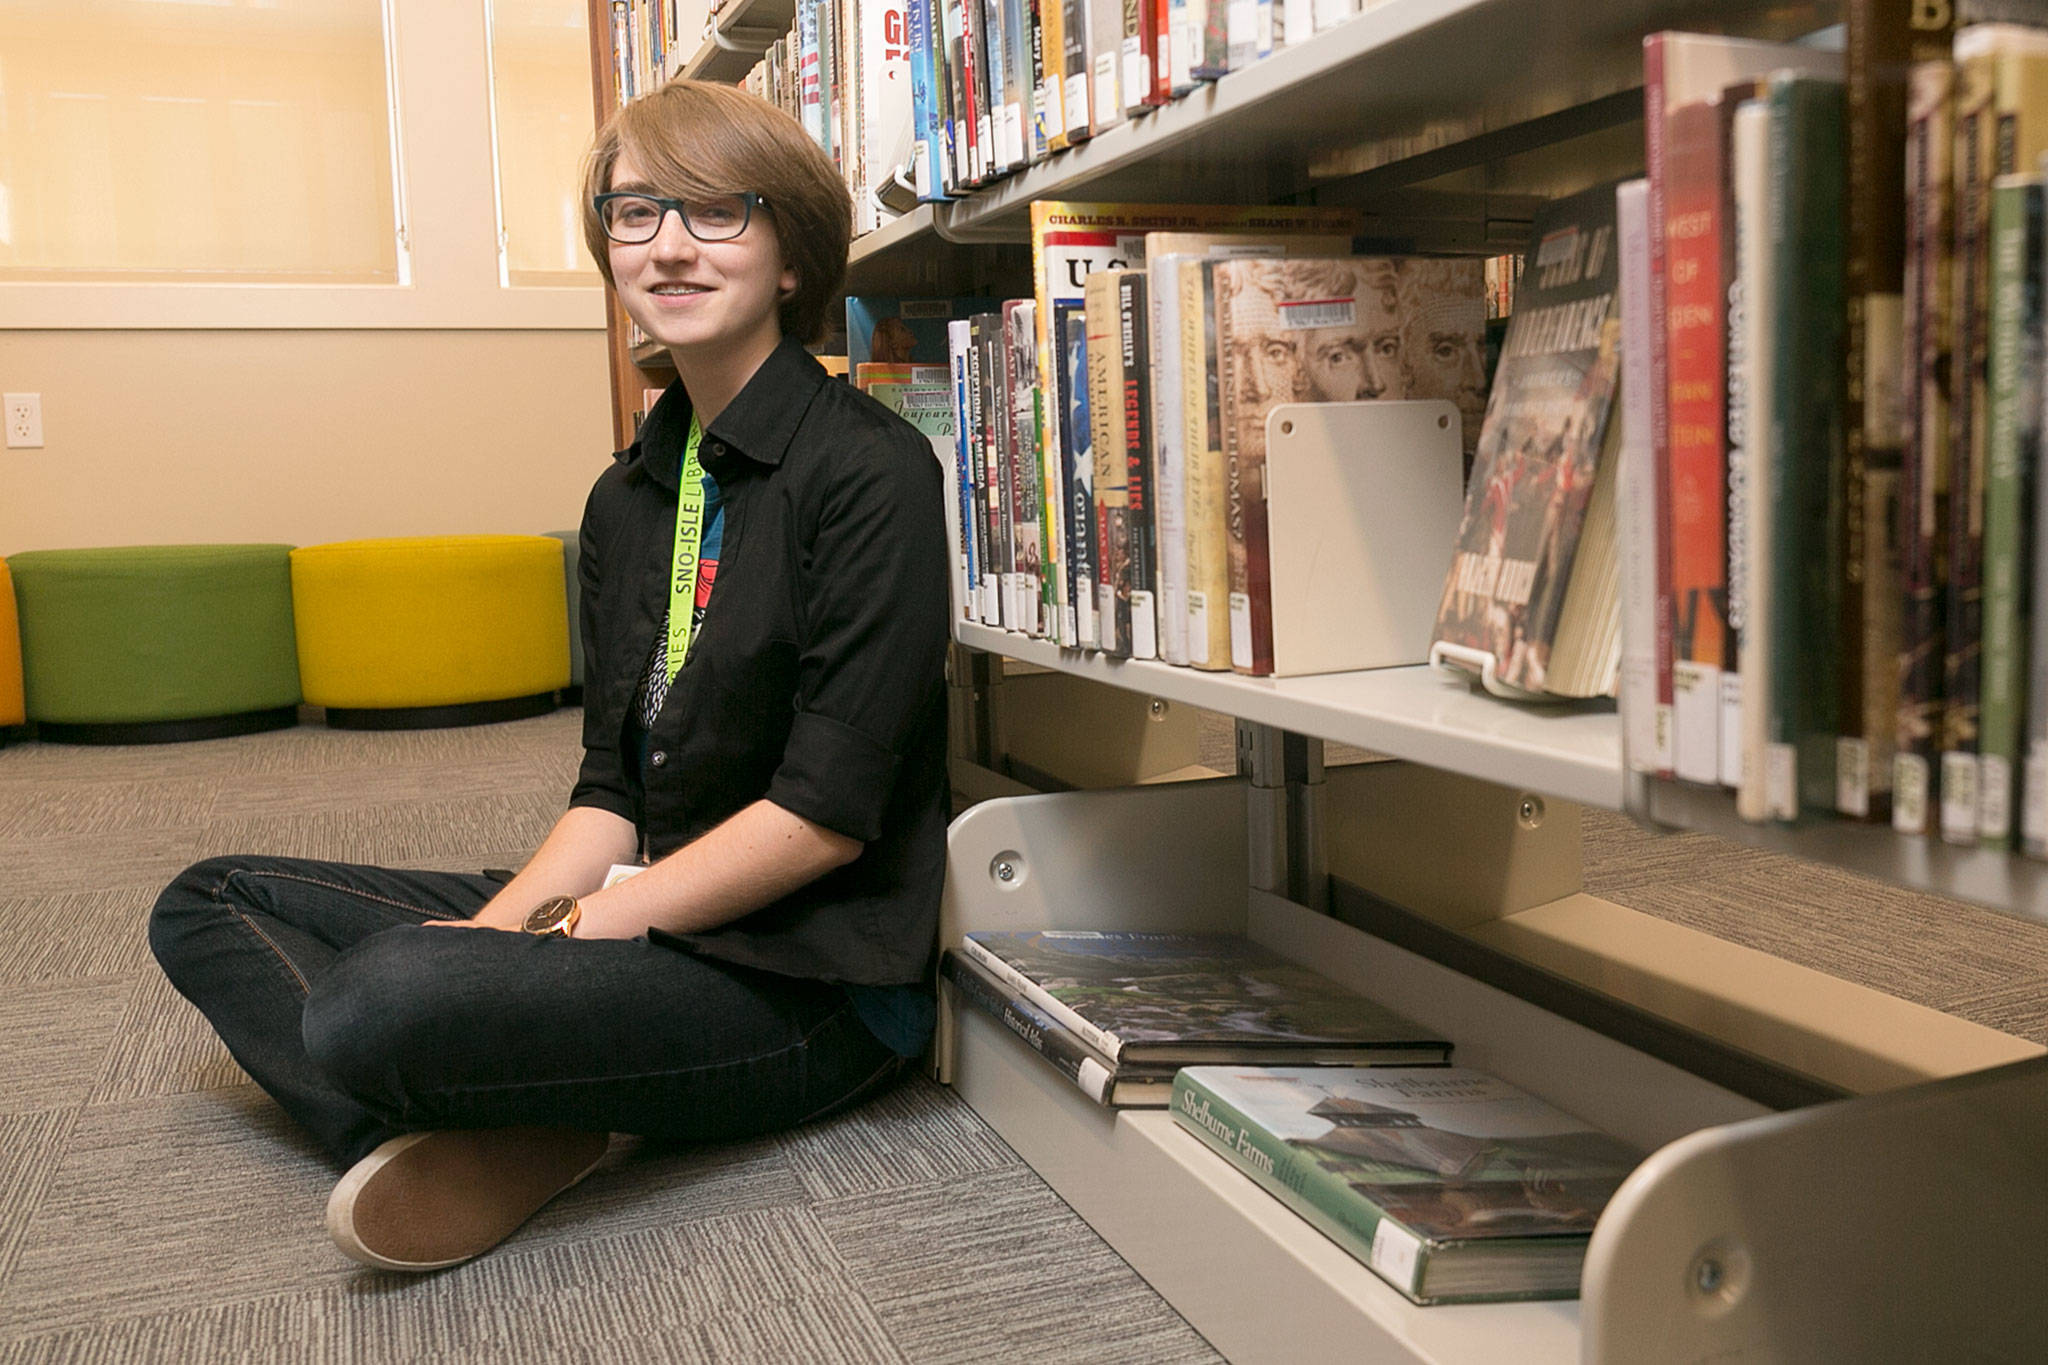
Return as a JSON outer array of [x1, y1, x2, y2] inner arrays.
[[582, 81, 851, 344]]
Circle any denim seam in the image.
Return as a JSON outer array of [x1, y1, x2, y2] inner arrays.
[[791, 1052, 900, 1128], [236, 869, 459, 921], [210, 869, 316, 998]]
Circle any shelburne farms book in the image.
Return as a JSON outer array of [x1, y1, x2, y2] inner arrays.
[[1171, 1066, 1643, 1305]]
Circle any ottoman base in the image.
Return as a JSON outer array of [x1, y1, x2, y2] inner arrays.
[[38, 706, 299, 746], [323, 691, 559, 731]]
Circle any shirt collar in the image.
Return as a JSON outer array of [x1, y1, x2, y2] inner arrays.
[[614, 335, 829, 490]]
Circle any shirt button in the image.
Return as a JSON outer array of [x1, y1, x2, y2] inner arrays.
[[709, 443, 726, 457], [649, 750, 668, 768]]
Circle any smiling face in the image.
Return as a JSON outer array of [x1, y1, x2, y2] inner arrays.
[[605, 148, 797, 364]]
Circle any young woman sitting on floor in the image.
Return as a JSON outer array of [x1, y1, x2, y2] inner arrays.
[[149, 79, 950, 1271]]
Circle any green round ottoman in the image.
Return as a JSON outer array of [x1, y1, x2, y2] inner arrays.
[[7, 544, 301, 744], [542, 528, 584, 704]]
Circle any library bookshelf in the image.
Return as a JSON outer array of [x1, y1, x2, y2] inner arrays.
[[595, 0, 2048, 1355]]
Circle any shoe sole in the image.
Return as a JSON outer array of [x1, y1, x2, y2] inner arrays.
[[325, 1128, 609, 1272]]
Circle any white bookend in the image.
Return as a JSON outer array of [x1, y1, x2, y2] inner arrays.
[[1262, 401, 1463, 678]]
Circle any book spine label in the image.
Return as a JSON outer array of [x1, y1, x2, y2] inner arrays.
[[939, 952, 1115, 1103], [1170, 1072, 1420, 1298], [958, 937, 1123, 1059]]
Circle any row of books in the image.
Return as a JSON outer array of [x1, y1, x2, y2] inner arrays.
[[1630, 15, 2048, 852], [607, 0, 685, 108], [741, 0, 1407, 222], [941, 929, 1642, 1306]]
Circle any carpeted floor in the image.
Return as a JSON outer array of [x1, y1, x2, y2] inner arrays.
[[0, 710, 1220, 1365], [5, 706, 2045, 1363]]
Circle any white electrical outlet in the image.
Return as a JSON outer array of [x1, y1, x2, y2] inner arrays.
[[5, 393, 43, 449]]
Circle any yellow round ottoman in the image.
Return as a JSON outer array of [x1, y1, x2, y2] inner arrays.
[[0, 558, 23, 738], [290, 535, 570, 729]]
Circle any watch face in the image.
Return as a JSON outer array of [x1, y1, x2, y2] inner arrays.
[[525, 897, 577, 933]]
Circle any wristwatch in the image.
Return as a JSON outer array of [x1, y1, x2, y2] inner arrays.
[[522, 895, 581, 938]]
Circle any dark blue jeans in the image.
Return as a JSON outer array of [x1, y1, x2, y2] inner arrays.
[[148, 855, 907, 1166]]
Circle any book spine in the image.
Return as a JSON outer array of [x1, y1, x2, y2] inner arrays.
[[1120, 272, 1160, 659], [1121, 0, 1147, 117], [1168, 0, 1198, 93], [939, 951, 1119, 1104], [1664, 99, 1732, 785], [1029, 0, 1052, 161], [1897, 58, 1955, 835], [1004, 0, 1034, 166], [1182, 260, 1230, 669], [1767, 76, 1848, 820], [1152, 260, 1191, 666], [1643, 35, 1681, 787], [1197, 0, 1229, 79], [1943, 35, 1997, 844], [1005, 304, 1043, 635], [1091, 0, 1126, 136], [1977, 174, 2041, 846], [1717, 85, 1757, 788], [1041, 0, 1069, 149], [994, 316, 1023, 629], [957, 937, 1124, 1059], [1088, 274, 1132, 655], [1170, 1072, 1424, 1301], [1216, 267, 1273, 675], [1062, 0, 1093, 144], [1618, 179, 1669, 776], [2027, 180, 2048, 856], [948, 321, 979, 621], [1062, 306, 1099, 649], [1734, 98, 1779, 822]]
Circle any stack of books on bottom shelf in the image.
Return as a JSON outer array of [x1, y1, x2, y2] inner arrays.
[[943, 928, 1644, 1305]]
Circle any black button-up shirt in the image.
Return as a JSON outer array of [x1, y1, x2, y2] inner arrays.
[[571, 336, 950, 987]]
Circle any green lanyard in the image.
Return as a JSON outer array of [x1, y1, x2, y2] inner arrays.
[[666, 415, 708, 682]]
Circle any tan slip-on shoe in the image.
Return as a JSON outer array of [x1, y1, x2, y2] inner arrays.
[[325, 1126, 612, 1272]]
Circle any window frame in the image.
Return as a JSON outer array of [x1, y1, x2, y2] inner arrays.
[[0, 0, 604, 331]]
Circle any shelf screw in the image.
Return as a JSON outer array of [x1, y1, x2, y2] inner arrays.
[[1518, 795, 1545, 828], [1694, 1258, 1724, 1294], [1149, 698, 1167, 719]]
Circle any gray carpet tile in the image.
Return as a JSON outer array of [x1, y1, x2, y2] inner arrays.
[[205, 754, 558, 823], [229, 721, 555, 776], [512, 1134, 808, 1250], [0, 1087, 342, 1336], [0, 1289, 344, 1365], [0, 739, 254, 783], [0, 981, 135, 1117], [776, 1074, 1024, 1202], [194, 792, 562, 868], [0, 827, 208, 898], [88, 969, 247, 1105], [0, 1110, 77, 1291], [812, 1166, 1221, 1364], [1580, 809, 1804, 892], [0, 887, 158, 984], [0, 776, 220, 840], [318, 1208, 907, 1365]]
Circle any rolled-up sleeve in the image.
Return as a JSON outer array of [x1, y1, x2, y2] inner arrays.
[[767, 431, 949, 842], [568, 480, 635, 823]]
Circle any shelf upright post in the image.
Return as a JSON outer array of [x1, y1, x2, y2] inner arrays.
[[948, 644, 1006, 770], [1237, 721, 1327, 910]]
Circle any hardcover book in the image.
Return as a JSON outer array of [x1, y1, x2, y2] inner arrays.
[[1896, 58, 1957, 835], [940, 949, 1180, 1106], [1171, 1066, 1642, 1305], [1086, 269, 1134, 656], [1431, 181, 1624, 700], [958, 930, 1450, 1065]]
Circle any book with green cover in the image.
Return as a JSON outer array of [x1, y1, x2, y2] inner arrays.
[[1171, 1066, 1642, 1305], [1978, 172, 2041, 847], [958, 930, 1450, 1065], [1765, 73, 1847, 820]]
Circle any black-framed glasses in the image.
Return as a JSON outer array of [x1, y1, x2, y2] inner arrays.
[[593, 191, 764, 244]]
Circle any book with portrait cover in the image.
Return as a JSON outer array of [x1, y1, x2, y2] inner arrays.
[[846, 298, 993, 371], [1429, 184, 1623, 700], [1213, 254, 1486, 675], [1028, 201, 1364, 648], [939, 948, 1181, 1106], [1171, 1065, 1642, 1305], [957, 930, 1450, 1065]]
